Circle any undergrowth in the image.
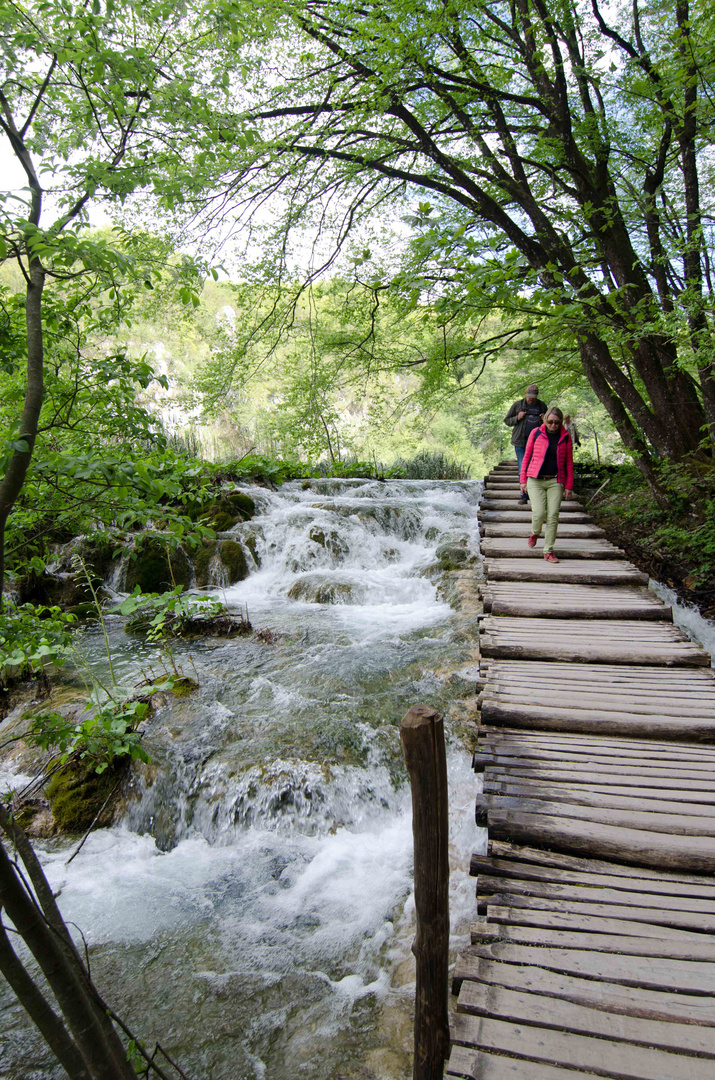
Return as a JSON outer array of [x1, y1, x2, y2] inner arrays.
[[577, 458, 715, 612]]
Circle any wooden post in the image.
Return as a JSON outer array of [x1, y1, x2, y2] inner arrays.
[[400, 704, 450, 1080]]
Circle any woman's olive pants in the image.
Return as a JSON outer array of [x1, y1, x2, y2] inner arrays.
[[526, 477, 563, 553]]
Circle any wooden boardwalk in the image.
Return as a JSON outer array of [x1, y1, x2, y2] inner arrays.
[[449, 461, 715, 1079]]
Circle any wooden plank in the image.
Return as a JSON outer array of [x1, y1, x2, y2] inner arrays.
[[481, 539, 626, 559], [480, 783, 715, 817], [456, 981, 715, 1057], [481, 511, 593, 523], [479, 907, 713, 943], [488, 601, 671, 620], [453, 957, 715, 1025], [470, 855, 715, 897], [446, 1044, 607, 1079], [475, 873, 715, 916], [485, 840, 715, 883], [479, 742, 715, 763], [484, 560, 650, 585], [481, 617, 688, 637], [478, 894, 715, 932], [485, 809, 715, 871], [484, 777, 715, 805], [446, 1045, 607, 1079], [476, 795, 715, 838], [459, 941, 715, 993], [480, 700, 715, 732], [450, 1012, 714, 1079], [480, 690, 715, 714], [479, 914, 715, 955], [483, 763, 715, 786], [483, 523, 606, 536]]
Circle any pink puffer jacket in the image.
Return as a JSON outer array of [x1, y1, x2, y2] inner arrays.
[[520, 424, 574, 490]]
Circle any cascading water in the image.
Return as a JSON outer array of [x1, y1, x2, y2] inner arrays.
[[0, 478, 487, 1080]]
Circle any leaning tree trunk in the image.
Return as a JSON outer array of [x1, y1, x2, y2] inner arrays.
[[0, 256, 45, 607]]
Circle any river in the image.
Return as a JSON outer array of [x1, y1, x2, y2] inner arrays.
[[0, 478, 486, 1079]]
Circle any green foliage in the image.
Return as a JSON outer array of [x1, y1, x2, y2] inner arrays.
[[588, 460, 715, 593], [0, 604, 75, 688], [113, 586, 226, 638], [28, 700, 150, 774], [387, 451, 471, 481]]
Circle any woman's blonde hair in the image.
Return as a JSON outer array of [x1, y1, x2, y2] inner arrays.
[[545, 407, 563, 424]]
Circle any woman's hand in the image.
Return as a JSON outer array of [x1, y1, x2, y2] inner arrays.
[[564, 489, 574, 501], [520, 483, 528, 494]]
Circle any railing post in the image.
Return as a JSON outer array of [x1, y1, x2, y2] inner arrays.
[[400, 704, 450, 1080]]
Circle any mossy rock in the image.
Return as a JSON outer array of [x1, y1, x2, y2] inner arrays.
[[125, 539, 192, 593], [170, 676, 199, 697], [201, 491, 256, 531], [218, 540, 249, 583], [193, 540, 216, 588], [46, 759, 128, 833]]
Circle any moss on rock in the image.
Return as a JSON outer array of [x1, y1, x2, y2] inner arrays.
[[201, 491, 256, 531], [125, 538, 192, 593], [46, 759, 128, 833], [218, 540, 249, 583]]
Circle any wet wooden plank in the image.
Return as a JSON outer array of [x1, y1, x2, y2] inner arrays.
[[470, 855, 715, 896], [484, 559, 650, 585], [459, 940, 715, 993], [480, 701, 715, 732], [475, 872, 715, 916], [453, 956, 715, 1025], [477, 915, 715, 956], [476, 795, 715, 838], [485, 809, 715, 872], [457, 980, 715, 1056], [481, 539, 625, 559], [450, 1012, 714, 1079], [446, 1044, 604, 1080]]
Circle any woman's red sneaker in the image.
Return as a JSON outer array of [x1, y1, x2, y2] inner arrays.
[[543, 552, 559, 563], [527, 534, 537, 547]]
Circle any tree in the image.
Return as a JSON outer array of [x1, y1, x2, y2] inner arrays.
[[0, 0, 213, 597], [183, 0, 715, 491]]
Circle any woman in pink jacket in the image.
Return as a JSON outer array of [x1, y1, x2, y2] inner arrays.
[[519, 407, 574, 563]]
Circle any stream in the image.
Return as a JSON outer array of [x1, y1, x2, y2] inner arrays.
[[0, 478, 486, 1080]]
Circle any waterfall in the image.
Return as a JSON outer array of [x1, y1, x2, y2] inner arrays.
[[1, 478, 486, 1080]]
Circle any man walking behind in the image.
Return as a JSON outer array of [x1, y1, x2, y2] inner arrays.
[[504, 384, 547, 502]]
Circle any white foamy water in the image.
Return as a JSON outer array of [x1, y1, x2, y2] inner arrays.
[[649, 579, 715, 663], [1, 478, 485, 1080]]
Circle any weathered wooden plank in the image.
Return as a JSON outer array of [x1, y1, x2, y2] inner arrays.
[[480, 700, 715, 732], [470, 855, 715, 897], [484, 763, 715, 786], [476, 872, 715, 915], [453, 957, 715, 1025], [479, 783, 715, 817], [485, 809, 715, 871], [459, 940, 715, 993], [446, 1044, 605, 1080], [450, 1012, 714, 1079], [476, 795, 715, 838], [479, 690, 715, 715], [479, 889, 715, 933], [485, 840, 715, 883], [479, 742, 715, 764], [484, 776, 715, 805], [479, 907, 713, 944], [481, 539, 626, 559], [457, 980, 715, 1057], [479, 914, 715, 955], [481, 511, 593, 523], [481, 616, 688, 637], [488, 601, 671, 619], [484, 560, 650, 585]]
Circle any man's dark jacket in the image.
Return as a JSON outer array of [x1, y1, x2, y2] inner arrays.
[[504, 396, 547, 447]]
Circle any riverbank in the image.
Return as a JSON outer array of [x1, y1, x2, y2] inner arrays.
[[574, 461, 715, 619]]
